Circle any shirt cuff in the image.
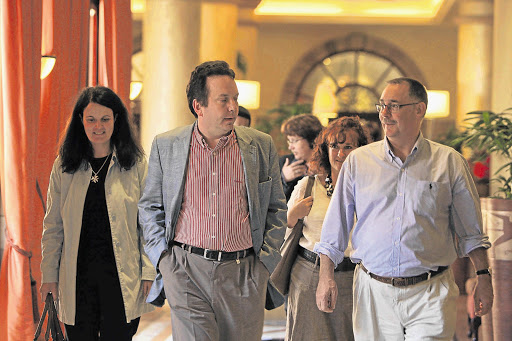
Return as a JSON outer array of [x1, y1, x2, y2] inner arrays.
[[313, 242, 345, 267], [458, 234, 491, 257]]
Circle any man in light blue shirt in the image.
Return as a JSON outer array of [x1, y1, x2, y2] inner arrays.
[[315, 77, 494, 340]]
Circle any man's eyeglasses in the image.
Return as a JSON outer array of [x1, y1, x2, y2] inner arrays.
[[375, 102, 419, 114], [287, 138, 304, 145]]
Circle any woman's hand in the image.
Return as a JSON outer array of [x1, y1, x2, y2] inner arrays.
[[142, 280, 152, 299], [287, 196, 313, 227], [40, 282, 58, 302], [282, 158, 307, 182]]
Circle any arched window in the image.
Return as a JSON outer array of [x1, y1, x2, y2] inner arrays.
[[281, 33, 427, 126]]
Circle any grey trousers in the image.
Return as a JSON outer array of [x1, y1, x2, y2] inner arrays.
[[159, 245, 269, 341], [286, 255, 355, 341]]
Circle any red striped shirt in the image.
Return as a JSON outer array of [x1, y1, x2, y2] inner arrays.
[[174, 125, 252, 252]]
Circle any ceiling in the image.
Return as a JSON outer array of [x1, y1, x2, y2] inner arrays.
[[250, 0, 457, 25]]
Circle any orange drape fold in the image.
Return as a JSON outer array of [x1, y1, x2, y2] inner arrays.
[[38, 0, 89, 209], [0, 1, 43, 340], [1, 1, 133, 339], [99, 0, 132, 108]]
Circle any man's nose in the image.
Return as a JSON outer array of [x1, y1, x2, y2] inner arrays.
[[228, 99, 237, 112]]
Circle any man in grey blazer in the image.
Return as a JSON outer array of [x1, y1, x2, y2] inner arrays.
[[138, 60, 287, 341]]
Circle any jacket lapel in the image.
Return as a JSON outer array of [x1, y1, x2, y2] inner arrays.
[[235, 127, 258, 226]]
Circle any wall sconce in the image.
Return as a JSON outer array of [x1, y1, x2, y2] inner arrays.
[[41, 55, 56, 79], [235, 80, 260, 110], [130, 81, 143, 100], [426, 90, 450, 118], [131, 0, 146, 13]]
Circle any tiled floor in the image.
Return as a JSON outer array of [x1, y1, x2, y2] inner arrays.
[[133, 305, 287, 341], [133, 296, 472, 340]]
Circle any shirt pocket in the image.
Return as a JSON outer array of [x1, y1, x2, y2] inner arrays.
[[410, 180, 452, 217]]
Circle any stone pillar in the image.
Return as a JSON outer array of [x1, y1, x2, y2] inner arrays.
[[141, 0, 200, 154], [200, 1, 239, 67], [455, 0, 493, 129], [490, 0, 512, 196], [236, 6, 259, 79]]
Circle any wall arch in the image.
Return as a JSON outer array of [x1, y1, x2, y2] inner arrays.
[[280, 32, 427, 105]]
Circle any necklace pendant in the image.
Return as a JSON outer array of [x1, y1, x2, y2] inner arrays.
[[91, 174, 99, 183]]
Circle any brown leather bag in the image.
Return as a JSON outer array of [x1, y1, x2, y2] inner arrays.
[[270, 176, 315, 295]]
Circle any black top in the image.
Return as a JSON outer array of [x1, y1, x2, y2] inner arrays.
[[279, 154, 305, 202], [77, 154, 115, 266]]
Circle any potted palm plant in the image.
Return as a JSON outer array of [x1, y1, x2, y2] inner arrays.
[[454, 108, 512, 341]]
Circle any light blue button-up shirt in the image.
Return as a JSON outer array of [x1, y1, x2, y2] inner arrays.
[[314, 134, 490, 277]]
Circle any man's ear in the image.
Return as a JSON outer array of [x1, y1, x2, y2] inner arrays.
[[192, 99, 203, 117], [417, 102, 427, 117]]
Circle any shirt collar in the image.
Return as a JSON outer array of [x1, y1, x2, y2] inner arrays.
[[192, 122, 235, 149], [384, 132, 425, 163]]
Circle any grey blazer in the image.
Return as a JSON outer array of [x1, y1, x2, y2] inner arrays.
[[138, 123, 287, 305]]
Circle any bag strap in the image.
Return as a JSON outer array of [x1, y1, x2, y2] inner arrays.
[[48, 295, 65, 341], [303, 176, 315, 199], [34, 294, 51, 341], [34, 293, 65, 341]]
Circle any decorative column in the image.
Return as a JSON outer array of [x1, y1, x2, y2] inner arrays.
[[487, 1, 512, 340], [236, 2, 260, 79], [455, 0, 493, 129], [200, 1, 239, 67], [141, 0, 200, 153]]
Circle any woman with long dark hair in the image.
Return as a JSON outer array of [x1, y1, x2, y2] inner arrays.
[[40, 86, 154, 340], [285, 116, 370, 340]]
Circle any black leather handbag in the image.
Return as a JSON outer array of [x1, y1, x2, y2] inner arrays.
[[34, 293, 66, 341]]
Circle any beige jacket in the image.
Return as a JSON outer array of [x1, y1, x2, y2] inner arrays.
[[41, 152, 155, 324]]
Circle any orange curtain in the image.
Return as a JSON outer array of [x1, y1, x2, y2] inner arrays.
[[98, 0, 132, 107], [38, 0, 89, 211], [0, 0, 43, 340]]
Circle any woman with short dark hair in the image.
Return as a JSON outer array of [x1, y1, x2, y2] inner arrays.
[[279, 114, 323, 201]]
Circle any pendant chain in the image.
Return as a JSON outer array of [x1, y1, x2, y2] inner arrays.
[[90, 154, 110, 183]]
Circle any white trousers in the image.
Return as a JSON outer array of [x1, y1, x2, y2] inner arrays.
[[353, 264, 459, 341]]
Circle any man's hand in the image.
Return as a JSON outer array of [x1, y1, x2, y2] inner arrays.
[[473, 274, 493, 316], [40, 282, 58, 302], [467, 247, 494, 316], [316, 254, 337, 313], [142, 280, 153, 299], [282, 158, 307, 182]]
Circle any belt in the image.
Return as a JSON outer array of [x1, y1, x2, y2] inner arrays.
[[359, 263, 449, 287], [173, 241, 253, 262], [298, 246, 356, 272]]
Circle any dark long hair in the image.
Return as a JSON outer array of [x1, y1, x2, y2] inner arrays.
[[309, 116, 370, 176], [59, 86, 143, 173]]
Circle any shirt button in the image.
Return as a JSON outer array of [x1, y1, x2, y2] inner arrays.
[[396, 217, 400, 220], [401, 169, 405, 172], [212, 193, 216, 196], [212, 172, 216, 176], [394, 241, 399, 246], [212, 214, 216, 218]]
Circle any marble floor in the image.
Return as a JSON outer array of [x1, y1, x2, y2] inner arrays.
[[133, 296, 472, 340]]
